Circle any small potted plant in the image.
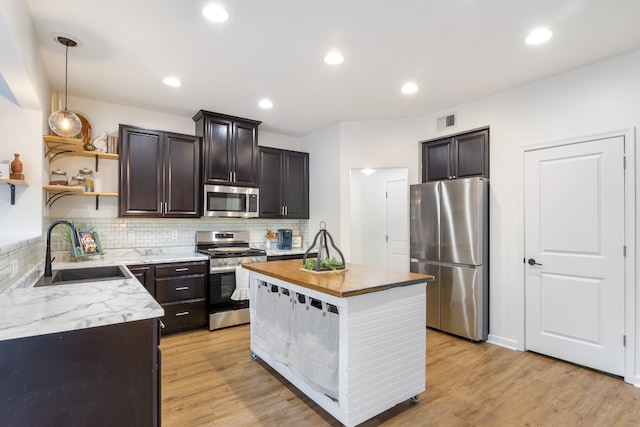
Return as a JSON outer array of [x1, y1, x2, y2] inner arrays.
[[265, 229, 278, 249]]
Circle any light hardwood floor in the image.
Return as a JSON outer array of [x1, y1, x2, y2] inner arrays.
[[161, 325, 640, 426]]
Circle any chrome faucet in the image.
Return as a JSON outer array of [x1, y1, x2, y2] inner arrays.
[[44, 220, 79, 277]]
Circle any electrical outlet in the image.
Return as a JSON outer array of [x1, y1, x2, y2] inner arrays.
[[171, 230, 178, 240]]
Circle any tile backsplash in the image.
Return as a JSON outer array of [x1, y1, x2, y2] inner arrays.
[[45, 217, 309, 252], [0, 238, 42, 293]]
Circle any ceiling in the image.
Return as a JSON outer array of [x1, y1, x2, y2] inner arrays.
[[25, 0, 640, 136]]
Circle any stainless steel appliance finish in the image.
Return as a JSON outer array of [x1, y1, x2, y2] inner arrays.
[[202, 184, 259, 218], [196, 231, 267, 330], [410, 177, 489, 341]]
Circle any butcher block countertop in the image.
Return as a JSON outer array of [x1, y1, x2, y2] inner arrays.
[[243, 259, 433, 298]]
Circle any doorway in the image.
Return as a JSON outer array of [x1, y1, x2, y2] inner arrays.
[[523, 130, 635, 381], [350, 168, 408, 271]]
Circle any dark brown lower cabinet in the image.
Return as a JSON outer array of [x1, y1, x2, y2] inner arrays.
[[154, 261, 208, 335], [127, 264, 155, 295], [127, 261, 208, 336], [0, 319, 160, 426]]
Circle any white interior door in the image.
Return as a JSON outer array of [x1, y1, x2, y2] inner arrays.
[[524, 136, 625, 375], [386, 179, 409, 272]]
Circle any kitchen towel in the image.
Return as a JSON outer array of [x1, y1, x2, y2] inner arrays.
[[231, 265, 250, 301]]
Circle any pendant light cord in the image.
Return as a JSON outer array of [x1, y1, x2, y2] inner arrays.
[[64, 43, 69, 110]]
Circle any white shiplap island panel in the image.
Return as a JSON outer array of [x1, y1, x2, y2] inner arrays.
[[245, 260, 430, 427]]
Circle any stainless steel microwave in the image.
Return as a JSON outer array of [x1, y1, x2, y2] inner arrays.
[[203, 185, 259, 218]]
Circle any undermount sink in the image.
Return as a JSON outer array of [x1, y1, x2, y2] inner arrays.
[[35, 265, 132, 287]]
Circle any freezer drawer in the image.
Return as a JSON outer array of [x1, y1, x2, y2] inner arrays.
[[440, 264, 487, 341], [410, 260, 439, 329]]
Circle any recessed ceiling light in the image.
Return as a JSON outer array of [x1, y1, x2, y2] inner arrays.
[[203, 5, 230, 22], [401, 82, 419, 94], [526, 28, 552, 45], [324, 51, 344, 65], [362, 169, 376, 175], [259, 99, 273, 109], [162, 77, 182, 87]]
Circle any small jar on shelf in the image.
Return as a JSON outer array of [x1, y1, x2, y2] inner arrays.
[[49, 169, 68, 186], [69, 175, 87, 191], [78, 168, 94, 192]]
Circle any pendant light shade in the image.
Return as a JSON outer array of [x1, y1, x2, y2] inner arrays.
[[48, 109, 82, 137], [48, 36, 82, 138]]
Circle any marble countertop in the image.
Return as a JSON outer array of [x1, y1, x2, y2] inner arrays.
[[0, 248, 207, 342]]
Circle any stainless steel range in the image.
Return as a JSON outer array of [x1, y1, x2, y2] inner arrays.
[[196, 231, 267, 330]]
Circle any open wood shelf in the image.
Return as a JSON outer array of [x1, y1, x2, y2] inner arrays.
[[43, 185, 118, 209], [44, 135, 118, 170], [1, 178, 28, 205]]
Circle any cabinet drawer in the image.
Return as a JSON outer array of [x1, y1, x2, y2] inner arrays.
[[161, 300, 206, 335], [155, 261, 207, 278], [155, 275, 205, 303]]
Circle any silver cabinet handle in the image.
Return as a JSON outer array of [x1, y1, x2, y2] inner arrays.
[[159, 320, 165, 329], [285, 206, 288, 216], [175, 286, 189, 291], [175, 311, 190, 317], [175, 268, 189, 272]]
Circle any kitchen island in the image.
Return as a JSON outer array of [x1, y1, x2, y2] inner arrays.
[[243, 259, 433, 427]]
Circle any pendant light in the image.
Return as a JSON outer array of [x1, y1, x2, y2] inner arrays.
[[48, 36, 82, 138]]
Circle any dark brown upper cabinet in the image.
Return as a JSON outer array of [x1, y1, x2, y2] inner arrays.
[[422, 128, 489, 182], [119, 125, 200, 218], [259, 147, 309, 219], [193, 110, 261, 187]]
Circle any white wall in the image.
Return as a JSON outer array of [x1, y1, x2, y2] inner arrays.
[[0, 0, 49, 239], [338, 119, 421, 259], [302, 49, 640, 378], [301, 123, 342, 246], [0, 96, 43, 236]]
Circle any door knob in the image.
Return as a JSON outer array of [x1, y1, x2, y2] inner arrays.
[[527, 258, 542, 266]]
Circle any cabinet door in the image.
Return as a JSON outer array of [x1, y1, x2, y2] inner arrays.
[[283, 151, 309, 219], [258, 147, 284, 217], [202, 116, 233, 185], [233, 121, 259, 187], [422, 139, 453, 182], [453, 129, 489, 179], [127, 264, 155, 296], [164, 133, 200, 217], [119, 125, 163, 217]]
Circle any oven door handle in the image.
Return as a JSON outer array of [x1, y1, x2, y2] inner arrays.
[[210, 266, 238, 274]]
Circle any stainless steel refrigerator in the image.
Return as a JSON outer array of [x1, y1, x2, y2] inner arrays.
[[410, 177, 489, 341]]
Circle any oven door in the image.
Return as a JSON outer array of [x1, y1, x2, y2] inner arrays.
[[203, 184, 259, 218], [209, 268, 236, 305]]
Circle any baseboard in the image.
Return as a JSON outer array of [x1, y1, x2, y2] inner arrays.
[[487, 333, 519, 351]]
